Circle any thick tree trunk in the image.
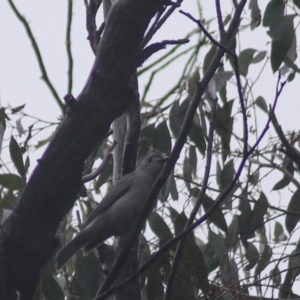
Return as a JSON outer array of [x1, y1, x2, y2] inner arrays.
[[0, 1, 165, 299]]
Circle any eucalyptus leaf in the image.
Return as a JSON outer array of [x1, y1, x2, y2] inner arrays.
[[285, 187, 300, 233], [75, 252, 100, 299], [249, 0, 261, 29], [244, 243, 259, 270], [272, 159, 294, 190], [202, 194, 227, 232], [153, 121, 171, 153], [9, 136, 26, 178], [148, 212, 173, 247], [250, 192, 268, 231], [0, 174, 24, 191]]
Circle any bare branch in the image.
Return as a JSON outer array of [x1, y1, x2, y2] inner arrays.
[[82, 141, 116, 183], [66, 0, 74, 94], [84, 0, 103, 54], [141, 0, 183, 49], [215, 0, 225, 39], [136, 39, 189, 67]]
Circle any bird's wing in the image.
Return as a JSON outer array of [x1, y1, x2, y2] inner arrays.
[[82, 173, 134, 228]]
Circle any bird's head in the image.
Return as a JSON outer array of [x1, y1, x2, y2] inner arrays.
[[138, 151, 168, 175]]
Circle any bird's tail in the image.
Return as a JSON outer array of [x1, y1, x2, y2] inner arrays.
[[56, 233, 87, 270]]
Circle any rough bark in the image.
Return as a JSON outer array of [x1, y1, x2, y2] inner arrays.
[[0, 0, 166, 299]]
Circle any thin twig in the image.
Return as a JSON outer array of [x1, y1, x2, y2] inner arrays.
[[140, 0, 183, 49], [82, 141, 117, 183], [180, 9, 249, 167], [248, 158, 300, 189], [7, 0, 64, 112], [179, 10, 235, 56], [270, 106, 300, 171], [137, 39, 189, 67], [85, 0, 103, 54], [66, 0, 74, 94], [215, 0, 225, 39]]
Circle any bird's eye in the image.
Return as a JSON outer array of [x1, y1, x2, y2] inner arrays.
[[147, 157, 153, 163]]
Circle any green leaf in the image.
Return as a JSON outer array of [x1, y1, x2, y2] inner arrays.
[[216, 159, 222, 187], [146, 260, 165, 300], [140, 123, 155, 149], [170, 174, 179, 201], [173, 211, 188, 236], [198, 242, 219, 273], [169, 98, 189, 138], [255, 96, 268, 113], [252, 51, 267, 63], [249, 169, 259, 186], [35, 134, 51, 149], [188, 121, 206, 156], [203, 44, 217, 73], [226, 215, 238, 247], [249, 0, 261, 29], [202, 194, 227, 232], [187, 69, 200, 98], [274, 221, 287, 242], [95, 159, 113, 190], [171, 260, 198, 299], [220, 258, 238, 289], [244, 242, 259, 270], [214, 71, 233, 93], [263, 0, 285, 27], [208, 229, 228, 261], [285, 188, 300, 233], [254, 245, 272, 276], [159, 172, 176, 203], [11, 104, 25, 114], [279, 269, 293, 298], [294, 0, 300, 9], [270, 15, 295, 72], [75, 252, 100, 299], [183, 238, 209, 295], [0, 174, 24, 191], [41, 266, 64, 300], [215, 100, 234, 162], [238, 195, 254, 246], [272, 159, 294, 190], [270, 266, 281, 286], [189, 145, 197, 178], [250, 192, 269, 231], [219, 159, 234, 192], [186, 243, 209, 294], [288, 241, 300, 280], [238, 48, 257, 76], [0, 190, 17, 210], [9, 136, 26, 178], [148, 212, 173, 246], [153, 120, 171, 153], [183, 154, 192, 190]]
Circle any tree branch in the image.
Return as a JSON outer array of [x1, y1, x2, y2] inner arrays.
[[66, 0, 74, 94]]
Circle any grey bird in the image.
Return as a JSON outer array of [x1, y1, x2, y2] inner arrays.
[[56, 151, 168, 269]]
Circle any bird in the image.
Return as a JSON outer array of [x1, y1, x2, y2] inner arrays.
[[56, 151, 168, 269]]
